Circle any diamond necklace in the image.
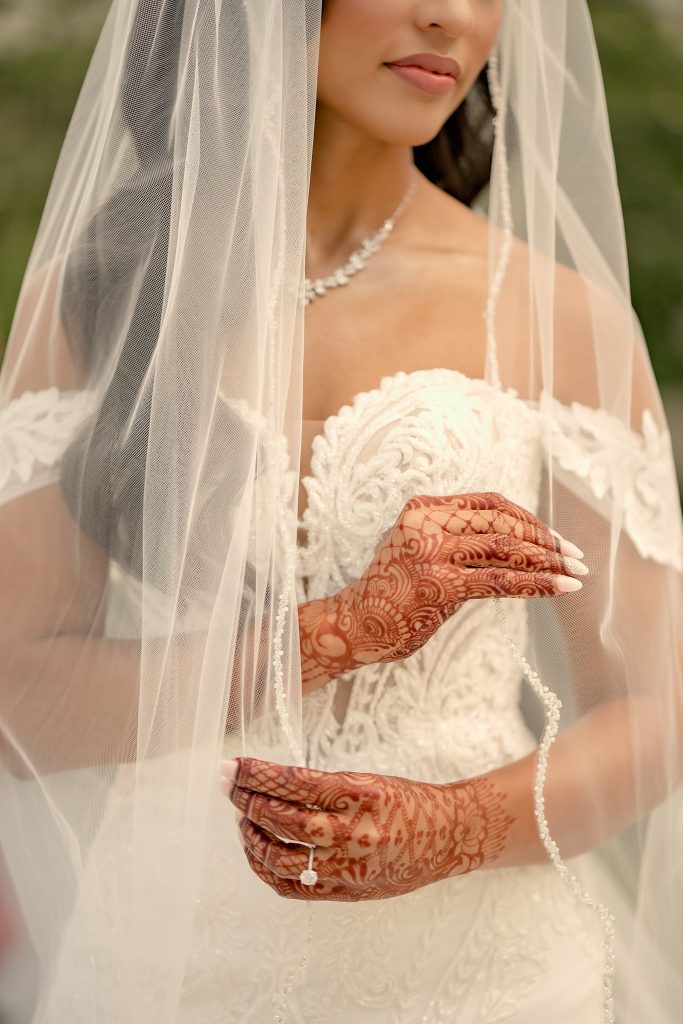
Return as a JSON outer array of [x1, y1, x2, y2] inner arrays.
[[303, 173, 417, 307]]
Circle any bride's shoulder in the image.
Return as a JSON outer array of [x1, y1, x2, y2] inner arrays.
[[423, 184, 636, 413], [505, 238, 638, 411]]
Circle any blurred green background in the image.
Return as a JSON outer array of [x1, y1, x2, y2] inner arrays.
[[0, 0, 681, 460]]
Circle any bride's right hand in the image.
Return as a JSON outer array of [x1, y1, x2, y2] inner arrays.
[[337, 491, 588, 665]]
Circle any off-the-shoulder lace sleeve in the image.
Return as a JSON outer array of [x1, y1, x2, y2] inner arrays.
[[0, 387, 94, 505], [543, 396, 683, 571]]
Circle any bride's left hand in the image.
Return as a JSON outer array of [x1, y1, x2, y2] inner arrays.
[[220, 757, 514, 901]]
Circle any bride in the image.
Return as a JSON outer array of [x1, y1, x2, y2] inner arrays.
[[1, 1, 682, 1022]]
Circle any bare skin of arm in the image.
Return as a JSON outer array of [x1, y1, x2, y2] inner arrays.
[[0, 573, 358, 778], [0, 479, 361, 775]]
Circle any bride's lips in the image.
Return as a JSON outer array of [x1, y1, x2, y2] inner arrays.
[[384, 52, 461, 97]]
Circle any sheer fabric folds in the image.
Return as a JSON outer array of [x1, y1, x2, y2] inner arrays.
[[0, 2, 681, 1021]]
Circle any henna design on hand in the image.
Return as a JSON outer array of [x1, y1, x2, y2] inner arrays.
[[298, 594, 371, 694], [296, 493, 586, 690], [334, 492, 586, 664], [224, 757, 515, 902]]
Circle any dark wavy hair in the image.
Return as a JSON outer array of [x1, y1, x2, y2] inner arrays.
[[59, 0, 495, 578], [413, 67, 494, 205]]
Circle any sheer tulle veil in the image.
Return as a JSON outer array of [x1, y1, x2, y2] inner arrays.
[[0, 1, 681, 1021]]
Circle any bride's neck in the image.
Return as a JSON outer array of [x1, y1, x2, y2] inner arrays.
[[307, 108, 414, 277]]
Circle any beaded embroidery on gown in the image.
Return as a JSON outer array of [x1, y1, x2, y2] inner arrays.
[[1, 368, 680, 1023]]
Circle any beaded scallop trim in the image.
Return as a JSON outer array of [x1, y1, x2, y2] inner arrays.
[[266, 260, 306, 772], [261, 118, 319, 1009], [494, 602, 616, 1022], [263, 203, 314, 1018], [486, 50, 615, 1023], [483, 51, 512, 394]]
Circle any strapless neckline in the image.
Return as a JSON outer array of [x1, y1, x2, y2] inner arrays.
[[296, 366, 518, 528]]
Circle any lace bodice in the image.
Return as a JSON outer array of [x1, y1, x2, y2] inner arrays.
[[294, 369, 546, 777], [295, 369, 543, 600]]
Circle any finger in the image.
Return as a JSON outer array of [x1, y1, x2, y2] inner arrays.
[[243, 845, 351, 901], [440, 533, 588, 578], [240, 817, 344, 881], [240, 816, 313, 878], [479, 494, 584, 558], [448, 565, 581, 599], [242, 842, 305, 898], [439, 508, 556, 551], [475, 492, 549, 527], [230, 787, 337, 846], [406, 494, 584, 559], [412, 491, 548, 531], [457, 494, 585, 559], [221, 757, 360, 812]]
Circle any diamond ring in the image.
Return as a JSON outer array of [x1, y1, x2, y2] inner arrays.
[[299, 844, 318, 886]]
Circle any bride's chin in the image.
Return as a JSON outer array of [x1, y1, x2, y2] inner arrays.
[[368, 116, 458, 149], [364, 98, 465, 148], [316, 90, 462, 148]]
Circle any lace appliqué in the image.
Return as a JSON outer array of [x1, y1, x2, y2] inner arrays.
[[545, 397, 683, 571], [297, 369, 542, 601], [293, 368, 545, 778], [0, 386, 92, 502]]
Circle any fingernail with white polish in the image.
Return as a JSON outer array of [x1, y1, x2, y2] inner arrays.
[[554, 575, 583, 593], [220, 759, 238, 782], [550, 530, 584, 560], [564, 557, 589, 576]]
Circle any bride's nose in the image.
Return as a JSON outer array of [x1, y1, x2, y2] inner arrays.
[[414, 0, 477, 38]]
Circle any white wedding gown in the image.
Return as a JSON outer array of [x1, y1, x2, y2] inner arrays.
[[2, 367, 679, 1023]]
